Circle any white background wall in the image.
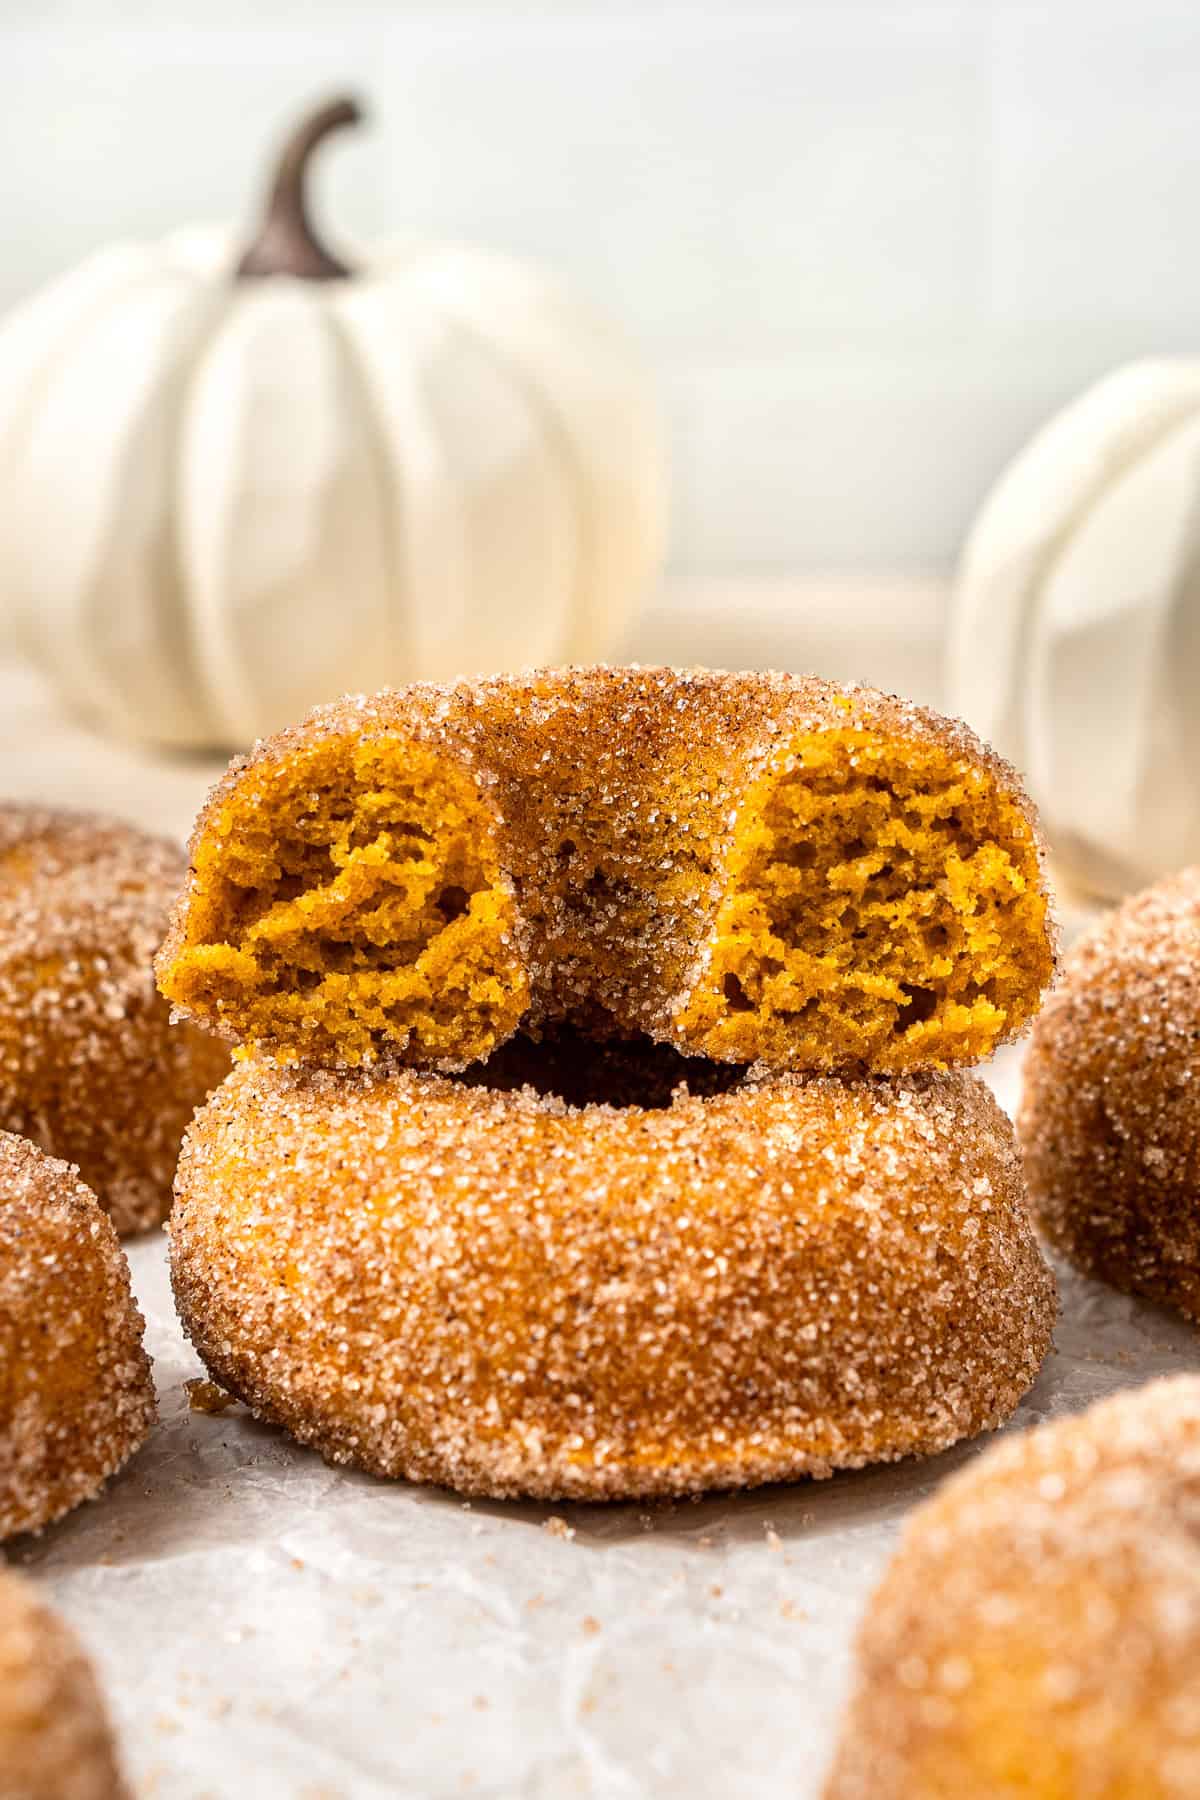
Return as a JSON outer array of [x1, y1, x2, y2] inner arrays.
[[6, 0, 1200, 577]]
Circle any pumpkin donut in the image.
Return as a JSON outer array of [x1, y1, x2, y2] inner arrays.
[[826, 1375, 1200, 1800], [0, 1131, 155, 1540], [0, 806, 229, 1233], [169, 1042, 1055, 1500], [156, 666, 1055, 1075], [1020, 866, 1200, 1320], [0, 1565, 127, 1800]]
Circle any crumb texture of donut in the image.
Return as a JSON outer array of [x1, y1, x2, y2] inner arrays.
[[676, 723, 1050, 1071], [0, 1567, 128, 1800], [0, 1133, 155, 1541], [825, 1376, 1200, 1800], [169, 1052, 1055, 1501], [157, 668, 1054, 1073], [156, 733, 527, 1069], [1019, 865, 1200, 1320], [0, 805, 229, 1233]]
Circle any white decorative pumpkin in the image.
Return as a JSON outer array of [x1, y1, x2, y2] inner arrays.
[[0, 97, 665, 749], [949, 359, 1200, 899]]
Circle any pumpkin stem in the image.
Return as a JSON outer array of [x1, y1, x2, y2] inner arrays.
[[236, 95, 362, 281]]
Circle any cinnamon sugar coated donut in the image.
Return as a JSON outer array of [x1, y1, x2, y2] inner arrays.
[[156, 667, 1054, 1074], [0, 806, 229, 1233], [1020, 867, 1200, 1319], [826, 1376, 1200, 1800], [0, 1567, 127, 1800], [0, 1132, 155, 1540], [170, 1047, 1055, 1500]]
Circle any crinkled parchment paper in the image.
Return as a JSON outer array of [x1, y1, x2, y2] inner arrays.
[[7, 1045, 1197, 1799]]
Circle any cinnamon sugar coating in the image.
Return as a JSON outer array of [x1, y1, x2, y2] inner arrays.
[[0, 1132, 155, 1540], [826, 1376, 1200, 1800], [1020, 866, 1200, 1320], [0, 1567, 127, 1800], [0, 807, 229, 1233], [157, 667, 1054, 1075], [170, 1049, 1055, 1500]]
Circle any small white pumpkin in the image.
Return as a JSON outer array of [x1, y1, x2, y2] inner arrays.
[[949, 359, 1200, 899], [0, 97, 665, 749]]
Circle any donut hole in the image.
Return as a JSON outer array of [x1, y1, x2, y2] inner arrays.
[[158, 736, 530, 1066], [455, 1029, 744, 1108], [456, 1026, 750, 1110], [676, 728, 1052, 1071]]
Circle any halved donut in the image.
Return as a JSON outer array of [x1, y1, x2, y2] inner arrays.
[[157, 668, 1054, 1073]]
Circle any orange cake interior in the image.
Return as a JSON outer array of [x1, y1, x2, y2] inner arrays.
[[160, 735, 529, 1067], [676, 726, 1052, 1072]]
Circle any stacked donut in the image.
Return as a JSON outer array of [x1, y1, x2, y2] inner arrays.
[[156, 666, 1060, 1501]]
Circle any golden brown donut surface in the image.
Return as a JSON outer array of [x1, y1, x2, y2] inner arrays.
[[826, 1375, 1200, 1800], [0, 1131, 155, 1540], [0, 1566, 127, 1800], [156, 666, 1054, 1074], [170, 1047, 1055, 1500], [1020, 866, 1200, 1319], [0, 806, 229, 1233]]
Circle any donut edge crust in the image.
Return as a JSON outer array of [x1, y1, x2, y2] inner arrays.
[[1019, 866, 1200, 1320], [0, 1133, 157, 1541], [824, 1375, 1200, 1800], [0, 805, 229, 1235]]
